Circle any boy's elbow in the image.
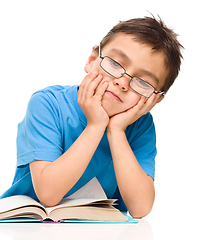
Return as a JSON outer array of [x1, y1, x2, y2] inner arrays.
[[36, 190, 61, 207], [130, 208, 151, 219], [129, 204, 153, 219]]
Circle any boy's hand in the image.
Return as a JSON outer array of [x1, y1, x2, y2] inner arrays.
[[107, 93, 162, 133], [78, 72, 109, 130]]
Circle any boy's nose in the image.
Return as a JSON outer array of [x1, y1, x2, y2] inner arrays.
[[113, 77, 129, 91]]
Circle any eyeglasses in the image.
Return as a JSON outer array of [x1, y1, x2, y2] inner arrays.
[[99, 44, 165, 98]]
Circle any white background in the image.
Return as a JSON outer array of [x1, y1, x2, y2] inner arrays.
[[0, 1, 200, 239]]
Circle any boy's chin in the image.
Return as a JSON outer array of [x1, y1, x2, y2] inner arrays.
[[104, 109, 114, 118], [102, 105, 123, 118], [101, 100, 129, 117], [102, 103, 116, 117]]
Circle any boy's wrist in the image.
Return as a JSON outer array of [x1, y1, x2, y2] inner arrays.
[[107, 127, 126, 140], [86, 123, 106, 136]]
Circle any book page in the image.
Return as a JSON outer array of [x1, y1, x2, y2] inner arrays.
[[45, 198, 116, 215], [48, 204, 128, 222], [45, 178, 111, 215], [67, 177, 107, 200], [0, 195, 45, 214]]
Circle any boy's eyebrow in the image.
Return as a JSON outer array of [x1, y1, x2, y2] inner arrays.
[[109, 49, 132, 64], [138, 69, 159, 84]]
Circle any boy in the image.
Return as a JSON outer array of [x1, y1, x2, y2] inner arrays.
[[0, 16, 183, 218]]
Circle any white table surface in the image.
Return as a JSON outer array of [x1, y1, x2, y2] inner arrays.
[[0, 214, 200, 240], [0, 219, 150, 240]]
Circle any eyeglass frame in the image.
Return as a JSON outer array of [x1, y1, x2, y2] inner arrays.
[[98, 43, 165, 98]]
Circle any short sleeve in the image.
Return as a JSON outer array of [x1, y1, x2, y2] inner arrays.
[[17, 91, 63, 168], [127, 112, 157, 180]]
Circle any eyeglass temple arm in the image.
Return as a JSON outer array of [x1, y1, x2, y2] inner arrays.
[[154, 91, 165, 96], [99, 43, 102, 58]]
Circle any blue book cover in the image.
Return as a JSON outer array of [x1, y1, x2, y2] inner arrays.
[[0, 213, 138, 224]]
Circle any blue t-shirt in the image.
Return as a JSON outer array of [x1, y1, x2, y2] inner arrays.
[[0, 85, 157, 211]]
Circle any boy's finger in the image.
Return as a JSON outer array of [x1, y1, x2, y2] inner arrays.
[[94, 81, 108, 100], [142, 93, 160, 113], [135, 96, 147, 110], [81, 72, 98, 91], [85, 74, 103, 99], [79, 72, 98, 101], [147, 93, 161, 107]]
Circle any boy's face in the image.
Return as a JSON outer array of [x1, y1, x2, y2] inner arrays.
[[85, 33, 169, 117]]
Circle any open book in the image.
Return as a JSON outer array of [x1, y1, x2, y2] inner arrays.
[[0, 178, 137, 223]]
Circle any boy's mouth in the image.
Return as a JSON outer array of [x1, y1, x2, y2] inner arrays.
[[105, 90, 123, 102]]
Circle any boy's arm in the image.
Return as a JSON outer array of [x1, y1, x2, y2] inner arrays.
[[30, 72, 108, 207], [107, 94, 161, 218]]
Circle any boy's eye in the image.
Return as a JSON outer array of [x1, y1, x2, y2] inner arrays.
[[109, 58, 122, 69], [136, 78, 151, 89]]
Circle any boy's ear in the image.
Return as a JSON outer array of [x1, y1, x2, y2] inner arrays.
[[157, 94, 165, 103], [84, 45, 98, 73]]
